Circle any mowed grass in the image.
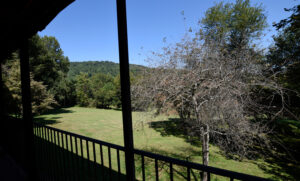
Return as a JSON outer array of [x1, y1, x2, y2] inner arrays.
[[35, 107, 276, 180]]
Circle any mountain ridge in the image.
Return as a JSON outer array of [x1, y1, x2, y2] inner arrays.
[[68, 60, 146, 78]]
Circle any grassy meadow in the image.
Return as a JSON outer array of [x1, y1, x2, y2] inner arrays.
[[34, 107, 289, 180]]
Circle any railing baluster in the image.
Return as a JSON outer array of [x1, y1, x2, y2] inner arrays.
[[86, 140, 90, 160], [187, 167, 191, 181], [80, 138, 84, 158], [100, 144, 104, 180], [61, 132, 69, 181], [47, 128, 54, 180], [93, 142, 97, 181], [47, 128, 52, 180], [117, 149, 121, 181], [80, 138, 84, 181], [70, 135, 76, 181], [43, 126, 47, 180], [208, 172, 211, 181], [86, 140, 90, 180], [37, 126, 42, 179], [56, 130, 64, 179], [108, 146, 112, 180], [42, 127, 48, 180], [141, 155, 145, 181], [155, 159, 159, 181], [61, 132, 64, 148], [65, 134, 73, 180], [170, 162, 173, 181], [65, 133, 69, 151], [36, 126, 41, 180], [230, 177, 234, 181], [75, 137, 78, 155], [52, 129, 58, 180], [66, 133, 71, 180], [74, 136, 80, 181]]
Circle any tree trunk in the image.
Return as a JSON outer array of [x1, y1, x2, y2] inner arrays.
[[202, 125, 209, 181]]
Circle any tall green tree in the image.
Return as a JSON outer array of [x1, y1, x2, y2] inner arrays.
[[75, 72, 93, 107], [267, 5, 300, 116], [201, 0, 267, 49], [28, 35, 71, 106], [112, 74, 122, 108], [2, 55, 57, 116], [91, 73, 115, 108]]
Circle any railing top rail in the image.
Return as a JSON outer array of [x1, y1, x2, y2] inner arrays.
[[34, 122, 270, 181], [34, 122, 125, 151], [134, 149, 270, 181]]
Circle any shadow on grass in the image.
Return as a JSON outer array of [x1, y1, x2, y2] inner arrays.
[[34, 108, 75, 125], [42, 108, 74, 115], [34, 117, 61, 125], [34, 136, 126, 181], [149, 118, 300, 180], [135, 147, 202, 181], [256, 133, 300, 179], [257, 158, 300, 181], [149, 118, 201, 147], [254, 119, 300, 181]]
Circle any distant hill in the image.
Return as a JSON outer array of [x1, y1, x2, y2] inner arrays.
[[68, 61, 146, 79]]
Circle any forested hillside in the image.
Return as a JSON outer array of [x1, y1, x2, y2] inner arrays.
[[68, 61, 146, 79]]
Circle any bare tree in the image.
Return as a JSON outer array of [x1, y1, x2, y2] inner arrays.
[[132, 31, 287, 180]]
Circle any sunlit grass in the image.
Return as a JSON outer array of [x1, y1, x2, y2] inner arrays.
[[35, 107, 275, 180]]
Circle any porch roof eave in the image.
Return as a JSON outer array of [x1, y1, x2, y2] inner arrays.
[[0, 0, 75, 61]]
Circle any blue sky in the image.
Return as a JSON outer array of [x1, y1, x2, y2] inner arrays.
[[39, 0, 299, 65]]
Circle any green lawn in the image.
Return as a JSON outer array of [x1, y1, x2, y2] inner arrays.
[[34, 107, 285, 180]]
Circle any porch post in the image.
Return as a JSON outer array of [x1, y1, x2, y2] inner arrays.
[[20, 37, 36, 180], [0, 62, 3, 116], [116, 0, 136, 180]]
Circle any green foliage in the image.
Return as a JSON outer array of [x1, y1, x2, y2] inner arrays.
[[68, 61, 146, 79], [201, 0, 267, 49], [91, 73, 114, 108], [75, 72, 93, 107], [30, 77, 57, 114], [94, 82, 115, 109], [28, 35, 73, 107], [267, 5, 300, 117], [71, 61, 142, 109], [2, 35, 145, 113], [3, 57, 57, 116], [112, 75, 122, 108], [35, 107, 278, 179]]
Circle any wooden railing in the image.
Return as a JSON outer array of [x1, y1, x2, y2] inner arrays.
[[33, 123, 269, 181]]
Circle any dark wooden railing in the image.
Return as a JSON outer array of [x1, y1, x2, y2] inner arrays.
[[33, 123, 269, 181]]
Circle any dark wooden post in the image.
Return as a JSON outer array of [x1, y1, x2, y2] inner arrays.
[[0, 62, 3, 116], [116, 0, 135, 180], [20, 38, 36, 180]]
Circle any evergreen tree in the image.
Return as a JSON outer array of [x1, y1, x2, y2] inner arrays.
[[267, 5, 300, 116]]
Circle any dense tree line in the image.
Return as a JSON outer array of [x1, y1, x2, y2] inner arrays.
[[2, 35, 73, 116], [267, 5, 300, 117], [2, 53, 57, 116], [75, 72, 118, 108], [1, 35, 142, 115], [68, 61, 145, 79]]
